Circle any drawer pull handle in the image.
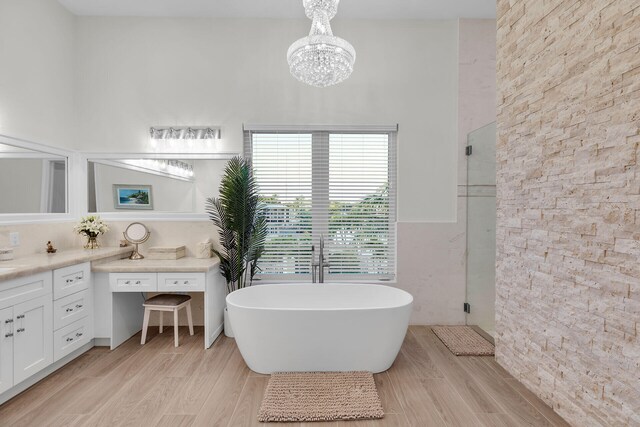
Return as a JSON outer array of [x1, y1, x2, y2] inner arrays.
[[66, 308, 74, 313], [76, 276, 82, 280], [16, 328, 25, 333], [173, 281, 178, 285], [66, 337, 74, 342], [125, 281, 131, 285], [76, 304, 83, 309], [5, 332, 13, 338], [135, 281, 141, 285], [184, 281, 189, 285], [76, 332, 83, 337], [16, 314, 24, 319], [4, 319, 13, 324]]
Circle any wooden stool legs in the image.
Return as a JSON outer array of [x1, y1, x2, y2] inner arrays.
[[186, 303, 194, 335], [141, 300, 194, 347], [173, 309, 180, 347], [141, 307, 151, 345]]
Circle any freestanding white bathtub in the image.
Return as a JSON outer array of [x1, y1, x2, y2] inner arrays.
[[226, 283, 413, 374]]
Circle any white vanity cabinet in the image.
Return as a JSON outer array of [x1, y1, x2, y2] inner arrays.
[[0, 247, 134, 405], [0, 262, 94, 400], [0, 252, 222, 405], [93, 260, 225, 350], [0, 306, 14, 394], [52, 262, 92, 362], [0, 272, 53, 393]]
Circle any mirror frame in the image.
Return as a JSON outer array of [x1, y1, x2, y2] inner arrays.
[[81, 152, 239, 221], [0, 134, 75, 224], [0, 135, 239, 224]]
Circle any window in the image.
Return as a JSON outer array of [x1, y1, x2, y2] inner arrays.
[[245, 127, 397, 281]]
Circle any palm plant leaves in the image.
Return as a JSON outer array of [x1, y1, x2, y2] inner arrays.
[[206, 156, 266, 292]]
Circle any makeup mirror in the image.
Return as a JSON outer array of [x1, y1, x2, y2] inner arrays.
[[123, 222, 150, 260]]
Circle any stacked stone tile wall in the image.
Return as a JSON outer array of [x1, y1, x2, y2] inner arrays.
[[495, 1, 640, 425]]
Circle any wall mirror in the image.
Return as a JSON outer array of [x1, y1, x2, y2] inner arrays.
[[86, 154, 235, 215], [0, 137, 68, 214]]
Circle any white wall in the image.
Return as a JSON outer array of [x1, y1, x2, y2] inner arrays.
[[0, 0, 76, 149], [0, 8, 497, 325], [395, 19, 496, 325], [72, 17, 468, 324], [74, 17, 459, 222]]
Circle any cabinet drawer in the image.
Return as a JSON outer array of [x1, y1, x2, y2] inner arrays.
[[53, 316, 92, 362], [53, 263, 90, 300], [157, 273, 205, 291], [53, 289, 92, 330], [109, 273, 157, 292], [0, 272, 52, 310]]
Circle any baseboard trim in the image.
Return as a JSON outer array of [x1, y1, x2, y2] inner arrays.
[[207, 323, 223, 348], [93, 337, 110, 347], [470, 325, 495, 345]]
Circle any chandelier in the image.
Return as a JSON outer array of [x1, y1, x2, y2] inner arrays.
[[287, 0, 356, 87]]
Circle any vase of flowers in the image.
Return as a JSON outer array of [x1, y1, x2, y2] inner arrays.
[[75, 215, 109, 249]]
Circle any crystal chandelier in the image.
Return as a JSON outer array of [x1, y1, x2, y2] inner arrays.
[[287, 0, 356, 88]]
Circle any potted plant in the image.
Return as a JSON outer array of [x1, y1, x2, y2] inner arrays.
[[206, 156, 267, 337], [74, 215, 109, 249]]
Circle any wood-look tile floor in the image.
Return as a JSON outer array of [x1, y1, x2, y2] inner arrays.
[[0, 326, 569, 427]]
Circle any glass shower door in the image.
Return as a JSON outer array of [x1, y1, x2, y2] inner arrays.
[[465, 122, 496, 335]]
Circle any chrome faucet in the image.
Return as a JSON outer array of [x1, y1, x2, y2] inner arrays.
[[311, 234, 330, 283]]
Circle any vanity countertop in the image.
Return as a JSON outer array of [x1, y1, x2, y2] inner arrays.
[[92, 256, 220, 273], [0, 246, 134, 282]]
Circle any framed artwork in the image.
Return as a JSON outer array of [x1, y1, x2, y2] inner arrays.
[[113, 185, 153, 210]]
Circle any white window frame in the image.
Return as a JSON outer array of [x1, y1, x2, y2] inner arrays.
[[244, 125, 398, 283]]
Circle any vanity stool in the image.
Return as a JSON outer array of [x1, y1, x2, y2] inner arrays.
[[141, 293, 194, 347]]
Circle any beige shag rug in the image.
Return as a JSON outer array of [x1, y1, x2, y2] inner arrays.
[[257, 371, 384, 422], [432, 326, 495, 356]]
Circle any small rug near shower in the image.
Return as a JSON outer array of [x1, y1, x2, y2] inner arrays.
[[432, 326, 495, 356], [257, 371, 384, 422]]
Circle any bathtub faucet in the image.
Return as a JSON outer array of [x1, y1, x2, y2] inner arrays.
[[311, 234, 330, 283]]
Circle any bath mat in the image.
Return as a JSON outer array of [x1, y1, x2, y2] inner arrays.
[[257, 371, 384, 422], [432, 326, 495, 356]]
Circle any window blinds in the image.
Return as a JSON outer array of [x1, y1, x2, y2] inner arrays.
[[245, 129, 397, 281], [250, 132, 314, 276]]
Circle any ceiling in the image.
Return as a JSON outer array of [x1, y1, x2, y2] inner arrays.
[[57, 0, 496, 20]]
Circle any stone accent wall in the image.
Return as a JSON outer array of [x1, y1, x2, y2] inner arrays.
[[495, 1, 640, 426]]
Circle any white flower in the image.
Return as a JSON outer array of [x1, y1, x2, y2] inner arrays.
[[75, 215, 109, 236]]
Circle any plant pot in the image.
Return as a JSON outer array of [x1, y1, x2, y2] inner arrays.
[[224, 306, 234, 338]]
